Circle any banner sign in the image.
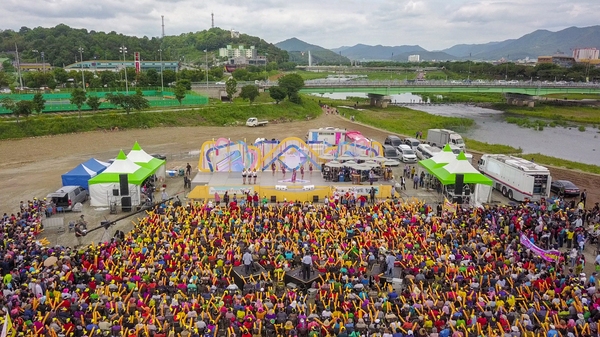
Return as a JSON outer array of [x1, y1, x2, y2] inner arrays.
[[332, 186, 378, 195], [134, 52, 141, 73], [209, 186, 254, 196], [443, 197, 456, 214], [519, 233, 561, 262]]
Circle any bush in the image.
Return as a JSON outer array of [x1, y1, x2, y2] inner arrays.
[[578, 125, 586, 132]]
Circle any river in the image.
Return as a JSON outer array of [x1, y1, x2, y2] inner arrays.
[[312, 93, 600, 165], [410, 104, 600, 166]]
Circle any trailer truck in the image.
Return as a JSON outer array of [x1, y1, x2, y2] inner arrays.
[[426, 129, 466, 151], [478, 154, 551, 202]]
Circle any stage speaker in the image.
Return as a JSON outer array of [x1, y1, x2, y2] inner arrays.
[[454, 174, 464, 195], [312, 195, 319, 203], [112, 189, 120, 196], [121, 196, 132, 212], [119, 174, 129, 196], [270, 196, 276, 203]]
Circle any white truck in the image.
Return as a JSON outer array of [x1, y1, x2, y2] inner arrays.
[[478, 154, 551, 202], [246, 117, 268, 127], [426, 129, 465, 151]]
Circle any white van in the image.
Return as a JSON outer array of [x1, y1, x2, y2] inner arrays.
[[416, 144, 440, 160], [398, 144, 417, 163]]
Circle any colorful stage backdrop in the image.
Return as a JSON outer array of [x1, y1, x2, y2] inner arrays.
[[198, 137, 383, 173]]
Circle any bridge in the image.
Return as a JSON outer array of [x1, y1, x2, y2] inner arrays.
[[298, 81, 600, 95]]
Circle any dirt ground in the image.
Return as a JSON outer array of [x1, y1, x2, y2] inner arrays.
[[0, 113, 598, 246]]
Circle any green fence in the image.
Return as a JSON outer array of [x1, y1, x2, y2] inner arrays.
[[0, 89, 208, 114]]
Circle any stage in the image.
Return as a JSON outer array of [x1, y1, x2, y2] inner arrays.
[[284, 266, 327, 289], [187, 171, 394, 203]]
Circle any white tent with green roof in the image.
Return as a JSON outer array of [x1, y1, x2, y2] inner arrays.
[[127, 141, 166, 179], [88, 150, 154, 207]]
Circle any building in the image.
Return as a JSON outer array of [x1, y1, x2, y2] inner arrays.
[[573, 48, 599, 62], [230, 29, 240, 38], [13, 62, 53, 72], [64, 60, 179, 72], [218, 45, 257, 59], [408, 55, 420, 62], [227, 55, 267, 67], [537, 55, 575, 68]]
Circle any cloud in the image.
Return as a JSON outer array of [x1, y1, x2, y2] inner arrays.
[[0, 0, 599, 50]]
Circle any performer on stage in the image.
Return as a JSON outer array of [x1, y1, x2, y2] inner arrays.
[[291, 168, 297, 183]]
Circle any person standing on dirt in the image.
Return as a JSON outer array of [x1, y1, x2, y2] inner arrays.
[[75, 223, 85, 247], [186, 163, 192, 176], [581, 189, 587, 206]]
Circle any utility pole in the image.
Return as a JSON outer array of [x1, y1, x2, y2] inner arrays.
[[505, 55, 509, 80], [15, 43, 24, 89], [120, 46, 129, 93], [211, 12, 214, 29], [159, 49, 164, 93], [78, 47, 85, 91], [205, 50, 208, 90]]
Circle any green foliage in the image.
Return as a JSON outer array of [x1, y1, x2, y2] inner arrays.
[[269, 86, 287, 104], [225, 77, 237, 101], [177, 79, 192, 90], [232, 68, 266, 82], [495, 103, 600, 125], [32, 93, 46, 114], [15, 100, 33, 121], [239, 85, 259, 104], [289, 92, 302, 104], [278, 74, 305, 99], [0, 98, 321, 139], [105, 89, 150, 114], [463, 138, 522, 154], [1, 97, 16, 114], [174, 84, 187, 105], [525, 153, 600, 175], [86, 95, 101, 111], [578, 125, 586, 132], [69, 88, 87, 118]]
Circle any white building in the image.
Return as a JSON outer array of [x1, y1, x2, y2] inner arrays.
[[218, 45, 257, 59], [408, 54, 420, 62], [572, 48, 599, 61], [231, 29, 240, 38]]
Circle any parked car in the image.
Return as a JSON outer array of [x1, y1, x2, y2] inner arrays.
[[398, 144, 417, 163], [550, 180, 580, 197], [382, 145, 401, 160], [403, 137, 421, 150], [384, 135, 403, 148], [47, 186, 88, 211]]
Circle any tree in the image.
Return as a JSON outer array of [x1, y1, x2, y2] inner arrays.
[[15, 100, 33, 121], [32, 93, 46, 115], [174, 84, 187, 105], [239, 85, 259, 104], [106, 89, 149, 114], [225, 77, 237, 101], [0, 97, 17, 121], [176, 79, 191, 90], [277, 74, 304, 99], [87, 95, 101, 111], [70, 88, 87, 118], [269, 86, 287, 104]]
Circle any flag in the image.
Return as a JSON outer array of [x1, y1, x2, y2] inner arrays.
[[1, 313, 15, 337], [443, 197, 456, 215]]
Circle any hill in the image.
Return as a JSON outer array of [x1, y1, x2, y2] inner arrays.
[[329, 44, 428, 60], [0, 25, 288, 67], [442, 26, 600, 60], [275, 37, 350, 65]]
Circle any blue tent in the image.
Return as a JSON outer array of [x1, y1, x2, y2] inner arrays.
[[61, 158, 110, 190]]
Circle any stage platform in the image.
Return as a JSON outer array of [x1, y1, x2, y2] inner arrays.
[[285, 267, 326, 289], [231, 263, 267, 288], [368, 264, 404, 284], [188, 171, 394, 203]]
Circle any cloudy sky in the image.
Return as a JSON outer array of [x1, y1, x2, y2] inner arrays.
[[2, 0, 599, 50]]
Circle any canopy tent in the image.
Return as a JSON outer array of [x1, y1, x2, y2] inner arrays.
[[127, 141, 166, 179], [419, 144, 459, 173], [430, 152, 493, 186], [88, 150, 154, 207], [61, 158, 110, 190]]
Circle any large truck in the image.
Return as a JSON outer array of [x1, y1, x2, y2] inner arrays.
[[426, 129, 466, 151], [478, 154, 551, 202]]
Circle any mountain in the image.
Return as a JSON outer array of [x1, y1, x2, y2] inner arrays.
[[442, 26, 600, 60], [330, 44, 428, 60], [275, 37, 350, 65]]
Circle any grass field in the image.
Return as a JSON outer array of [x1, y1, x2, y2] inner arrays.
[[525, 153, 600, 174], [494, 103, 600, 125]]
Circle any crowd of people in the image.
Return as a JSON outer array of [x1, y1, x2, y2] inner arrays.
[[1, 194, 600, 337]]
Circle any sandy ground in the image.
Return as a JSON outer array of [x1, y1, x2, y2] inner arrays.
[[0, 113, 598, 249]]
